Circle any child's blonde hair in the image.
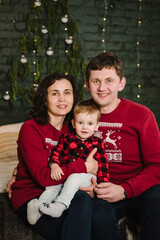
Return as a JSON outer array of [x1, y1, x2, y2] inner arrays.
[[73, 99, 101, 122]]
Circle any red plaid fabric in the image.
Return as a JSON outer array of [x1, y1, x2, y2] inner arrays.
[[49, 132, 109, 183]]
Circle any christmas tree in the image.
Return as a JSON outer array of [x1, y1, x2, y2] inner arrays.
[[8, 0, 86, 106]]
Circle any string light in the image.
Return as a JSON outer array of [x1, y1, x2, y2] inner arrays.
[[101, 0, 108, 52], [136, 0, 142, 99], [32, 8, 40, 89], [61, 12, 73, 73], [33, 30, 37, 89], [32, 15, 37, 87]]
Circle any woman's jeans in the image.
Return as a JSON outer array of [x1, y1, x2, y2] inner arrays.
[[92, 184, 160, 240], [16, 190, 92, 240]]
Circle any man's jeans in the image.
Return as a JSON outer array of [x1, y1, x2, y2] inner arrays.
[[92, 184, 160, 240]]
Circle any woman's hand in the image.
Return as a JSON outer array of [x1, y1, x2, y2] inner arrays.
[[85, 148, 98, 175], [50, 163, 64, 180], [7, 167, 18, 199], [79, 177, 97, 198]]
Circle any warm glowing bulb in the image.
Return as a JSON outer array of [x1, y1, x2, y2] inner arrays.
[[103, 17, 106, 21], [35, 16, 38, 19], [33, 61, 36, 64], [138, 84, 141, 88], [138, 20, 141, 24], [137, 94, 140, 98], [103, 50, 106, 52], [65, 50, 68, 53], [102, 28, 105, 32], [137, 41, 140, 45], [137, 63, 140, 67], [102, 39, 105, 42], [33, 50, 36, 53], [65, 27, 68, 31], [65, 72, 68, 75], [34, 72, 36, 76]]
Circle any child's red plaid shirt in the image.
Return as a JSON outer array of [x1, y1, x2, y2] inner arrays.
[[49, 132, 109, 183]]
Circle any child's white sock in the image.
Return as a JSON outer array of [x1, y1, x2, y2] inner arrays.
[[27, 198, 42, 225], [39, 202, 67, 218]]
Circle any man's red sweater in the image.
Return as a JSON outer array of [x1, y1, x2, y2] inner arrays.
[[98, 98, 160, 198]]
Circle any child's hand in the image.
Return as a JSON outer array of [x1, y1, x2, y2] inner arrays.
[[50, 163, 64, 181]]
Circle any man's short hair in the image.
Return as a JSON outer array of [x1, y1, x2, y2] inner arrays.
[[86, 52, 124, 85]]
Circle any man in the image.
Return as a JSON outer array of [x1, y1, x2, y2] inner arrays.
[[82, 52, 160, 240]]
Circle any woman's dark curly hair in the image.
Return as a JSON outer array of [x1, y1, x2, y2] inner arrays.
[[29, 72, 80, 125]]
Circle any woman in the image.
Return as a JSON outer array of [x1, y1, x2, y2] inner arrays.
[[10, 72, 98, 240]]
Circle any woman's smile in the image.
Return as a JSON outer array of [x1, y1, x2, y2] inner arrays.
[[57, 104, 68, 109]]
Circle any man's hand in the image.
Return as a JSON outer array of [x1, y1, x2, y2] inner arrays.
[[7, 167, 17, 199], [85, 148, 98, 175], [80, 177, 97, 198], [94, 182, 126, 202], [50, 163, 64, 180]]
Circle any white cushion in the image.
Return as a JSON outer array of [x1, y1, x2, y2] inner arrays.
[[0, 122, 23, 192]]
